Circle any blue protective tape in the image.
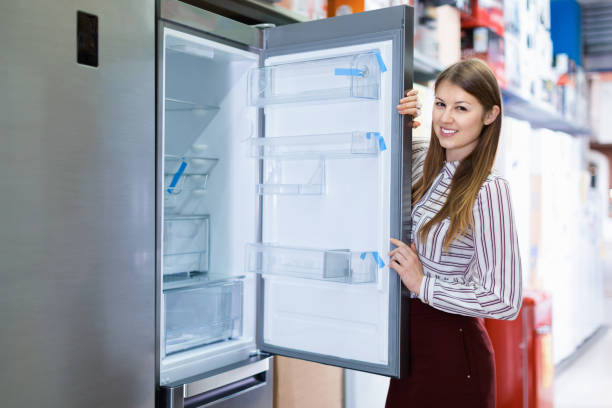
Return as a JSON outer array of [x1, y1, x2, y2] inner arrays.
[[366, 132, 386, 151], [334, 68, 363, 76], [378, 136, 387, 151], [360, 251, 385, 268], [167, 160, 188, 194], [374, 51, 387, 73], [371, 251, 385, 268]]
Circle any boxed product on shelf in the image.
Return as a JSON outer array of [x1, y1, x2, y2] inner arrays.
[[503, 0, 521, 37], [460, 0, 504, 38], [536, 0, 550, 30], [436, 4, 461, 66], [277, 0, 328, 20], [461, 26, 506, 87], [504, 33, 521, 93]]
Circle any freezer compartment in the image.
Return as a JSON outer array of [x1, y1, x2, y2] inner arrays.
[[164, 156, 218, 212], [248, 51, 382, 106], [258, 160, 325, 195], [164, 278, 243, 356], [249, 131, 385, 160], [246, 243, 379, 283], [163, 215, 210, 276]]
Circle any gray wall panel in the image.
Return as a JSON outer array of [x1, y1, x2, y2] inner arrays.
[[0, 1, 155, 407]]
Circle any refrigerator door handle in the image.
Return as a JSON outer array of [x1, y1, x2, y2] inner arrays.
[[184, 374, 266, 408], [184, 357, 270, 397], [160, 358, 270, 408]]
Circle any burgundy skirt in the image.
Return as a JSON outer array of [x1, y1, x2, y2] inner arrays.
[[386, 299, 496, 408]]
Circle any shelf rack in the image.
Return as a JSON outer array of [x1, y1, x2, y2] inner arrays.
[[249, 131, 385, 160], [246, 243, 382, 283], [248, 51, 383, 107]]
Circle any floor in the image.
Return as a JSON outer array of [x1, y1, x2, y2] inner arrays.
[[554, 298, 612, 408]]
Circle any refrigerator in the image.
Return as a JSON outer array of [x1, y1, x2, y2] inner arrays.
[[157, 0, 414, 407], [0, 1, 156, 407]]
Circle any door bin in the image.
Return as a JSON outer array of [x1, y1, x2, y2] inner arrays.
[[485, 290, 554, 408]]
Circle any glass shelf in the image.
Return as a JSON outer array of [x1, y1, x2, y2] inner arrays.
[[163, 215, 209, 276], [248, 51, 382, 107], [164, 98, 220, 156], [258, 160, 325, 195], [164, 156, 218, 212], [163, 278, 243, 356], [249, 131, 385, 160], [246, 243, 381, 283]]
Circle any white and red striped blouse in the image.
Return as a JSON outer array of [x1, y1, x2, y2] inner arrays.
[[410, 139, 523, 320]]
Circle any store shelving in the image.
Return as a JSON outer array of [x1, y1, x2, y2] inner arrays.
[[501, 88, 592, 137]]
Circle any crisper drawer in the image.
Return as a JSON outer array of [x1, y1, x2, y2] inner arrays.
[[164, 279, 243, 356]]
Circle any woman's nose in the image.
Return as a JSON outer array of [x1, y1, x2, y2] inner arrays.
[[440, 108, 453, 123]]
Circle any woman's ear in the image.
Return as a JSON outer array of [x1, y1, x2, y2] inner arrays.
[[483, 105, 501, 125]]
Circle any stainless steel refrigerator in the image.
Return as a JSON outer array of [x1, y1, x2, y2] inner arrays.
[[0, 1, 156, 407], [157, 1, 414, 407], [0, 1, 414, 407]]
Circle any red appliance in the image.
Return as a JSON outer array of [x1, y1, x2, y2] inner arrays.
[[485, 290, 554, 408]]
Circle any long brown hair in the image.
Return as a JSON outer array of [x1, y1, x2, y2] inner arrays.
[[412, 59, 502, 250]]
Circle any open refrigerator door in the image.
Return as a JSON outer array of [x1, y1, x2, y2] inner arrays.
[[251, 6, 413, 377]]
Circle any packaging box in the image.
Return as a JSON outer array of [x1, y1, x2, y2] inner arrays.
[[461, 26, 506, 87], [274, 356, 342, 408], [461, 0, 505, 37], [504, 33, 521, 92], [278, 0, 328, 20]]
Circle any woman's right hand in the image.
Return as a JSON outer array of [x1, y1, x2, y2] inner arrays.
[[396, 89, 421, 128]]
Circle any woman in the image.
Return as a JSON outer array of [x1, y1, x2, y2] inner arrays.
[[386, 59, 523, 407]]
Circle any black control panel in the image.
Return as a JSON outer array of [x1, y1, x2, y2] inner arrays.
[[77, 11, 98, 67]]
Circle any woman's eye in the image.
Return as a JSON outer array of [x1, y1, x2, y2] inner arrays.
[[435, 101, 445, 108], [456, 106, 468, 111]]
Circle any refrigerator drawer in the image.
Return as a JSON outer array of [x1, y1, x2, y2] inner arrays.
[[164, 215, 210, 276], [164, 279, 243, 356], [246, 243, 379, 283], [248, 51, 383, 106]]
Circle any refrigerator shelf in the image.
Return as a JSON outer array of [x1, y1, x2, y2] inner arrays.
[[165, 97, 219, 113], [163, 272, 247, 291], [164, 98, 220, 156], [246, 243, 380, 283], [249, 131, 385, 160], [248, 51, 383, 107], [258, 159, 325, 195], [163, 215, 209, 275], [164, 156, 218, 211], [164, 278, 243, 356]]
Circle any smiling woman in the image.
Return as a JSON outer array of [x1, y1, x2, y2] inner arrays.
[[386, 59, 522, 408], [433, 81, 501, 162]]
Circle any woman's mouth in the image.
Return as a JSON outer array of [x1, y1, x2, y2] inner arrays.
[[440, 127, 458, 135]]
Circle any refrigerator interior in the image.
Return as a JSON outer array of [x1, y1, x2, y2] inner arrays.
[[254, 40, 395, 365], [160, 27, 259, 385]]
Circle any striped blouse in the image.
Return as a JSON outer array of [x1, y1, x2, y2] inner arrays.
[[410, 139, 523, 320]]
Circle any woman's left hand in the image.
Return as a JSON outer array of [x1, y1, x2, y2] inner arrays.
[[389, 238, 424, 295]]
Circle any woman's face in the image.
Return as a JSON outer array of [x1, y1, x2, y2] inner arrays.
[[432, 80, 497, 162]]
